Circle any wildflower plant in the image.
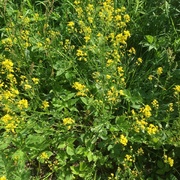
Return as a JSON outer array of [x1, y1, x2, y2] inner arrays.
[[0, 0, 179, 179]]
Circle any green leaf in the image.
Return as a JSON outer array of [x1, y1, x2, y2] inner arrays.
[[66, 146, 74, 156], [26, 134, 46, 145], [12, 149, 25, 169], [145, 35, 154, 44], [87, 151, 93, 162], [0, 155, 6, 176], [57, 68, 66, 76], [156, 169, 165, 175], [58, 143, 66, 149], [80, 97, 88, 105]]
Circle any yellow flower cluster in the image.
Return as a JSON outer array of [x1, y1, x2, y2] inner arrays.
[[137, 148, 144, 155], [1, 58, 14, 73], [40, 152, 49, 160], [168, 103, 174, 112], [151, 99, 159, 109], [76, 49, 87, 61], [119, 134, 128, 146], [41, 100, 49, 110], [164, 155, 174, 167], [72, 82, 89, 96], [147, 124, 159, 135], [63, 117, 75, 130], [133, 115, 159, 135], [174, 85, 180, 94], [139, 105, 152, 118], [157, 67, 163, 76], [1, 114, 18, 133], [17, 99, 28, 109], [124, 154, 133, 162], [136, 57, 143, 66]]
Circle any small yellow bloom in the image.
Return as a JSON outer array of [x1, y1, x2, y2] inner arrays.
[[164, 155, 174, 167], [157, 67, 163, 76], [148, 75, 153, 81], [147, 124, 158, 135], [124, 154, 133, 161], [174, 85, 180, 93], [151, 99, 159, 109], [106, 59, 113, 67], [140, 105, 152, 118], [168, 103, 174, 112], [124, 14, 130, 22], [106, 75, 111, 79], [128, 47, 136, 54], [120, 134, 128, 146], [42, 100, 49, 109], [119, 90, 124, 96], [17, 99, 28, 109], [137, 148, 144, 155], [136, 57, 143, 65], [40, 152, 49, 160], [63, 117, 75, 130], [24, 84, 32, 90], [32, 77, 39, 84], [67, 21, 75, 27], [37, 42, 43, 48]]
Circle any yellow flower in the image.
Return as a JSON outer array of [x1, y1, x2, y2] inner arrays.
[[157, 67, 163, 76], [128, 47, 136, 54], [106, 75, 111, 79], [5, 122, 17, 133], [137, 148, 144, 155], [124, 154, 133, 161], [1, 59, 14, 72], [148, 75, 153, 81], [0, 176, 7, 180], [168, 103, 174, 112], [63, 117, 75, 130], [136, 57, 143, 65], [17, 99, 28, 109], [119, 90, 124, 96], [147, 124, 158, 135], [67, 21, 75, 27], [72, 82, 85, 91], [32, 77, 39, 84], [42, 100, 49, 109], [174, 85, 180, 93], [168, 157, 174, 167], [106, 59, 113, 67], [72, 82, 88, 96], [120, 134, 128, 146], [63, 117, 75, 125], [151, 99, 159, 109], [1, 114, 13, 124], [164, 155, 174, 167], [124, 14, 130, 22], [84, 35, 90, 42], [40, 152, 49, 160], [140, 105, 152, 118], [24, 84, 32, 90]]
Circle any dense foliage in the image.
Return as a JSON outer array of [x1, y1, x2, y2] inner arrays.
[[0, 0, 180, 179]]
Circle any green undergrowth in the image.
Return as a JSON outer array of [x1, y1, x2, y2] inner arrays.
[[0, 0, 180, 179]]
